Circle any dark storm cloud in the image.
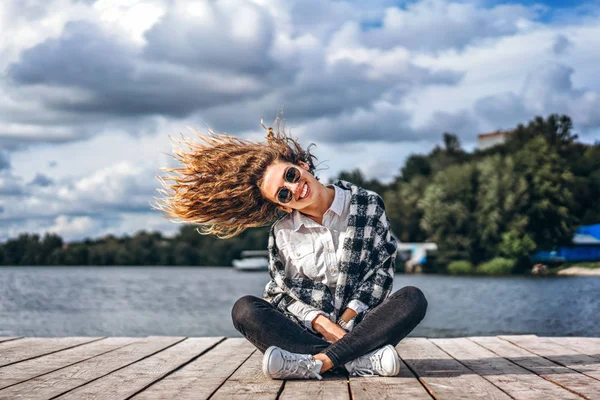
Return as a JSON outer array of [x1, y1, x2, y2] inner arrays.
[[0, 174, 24, 196], [8, 21, 273, 119], [305, 105, 479, 145], [29, 173, 54, 187], [202, 56, 462, 139], [0, 150, 10, 170]]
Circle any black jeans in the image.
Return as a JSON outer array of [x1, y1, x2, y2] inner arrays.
[[231, 286, 427, 368]]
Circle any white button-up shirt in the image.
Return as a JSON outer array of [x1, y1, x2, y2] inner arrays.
[[272, 185, 369, 331]]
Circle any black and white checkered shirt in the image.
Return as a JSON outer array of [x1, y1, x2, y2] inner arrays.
[[263, 180, 397, 328]]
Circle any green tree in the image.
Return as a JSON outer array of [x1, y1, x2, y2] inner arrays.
[[384, 176, 429, 242], [513, 136, 577, 250], [336, 169, 387, 195], [474, 155, 529, 260], [420, 162, 479, 263]]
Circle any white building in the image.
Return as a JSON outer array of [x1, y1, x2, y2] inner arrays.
[[477, 131, 512, 150]]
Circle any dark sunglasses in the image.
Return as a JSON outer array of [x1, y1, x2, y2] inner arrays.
[[277, 166, 301, 204]]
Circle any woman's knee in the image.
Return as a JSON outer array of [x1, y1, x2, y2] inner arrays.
[[394, 286, 428, 318], [231, 295, 262, 330]]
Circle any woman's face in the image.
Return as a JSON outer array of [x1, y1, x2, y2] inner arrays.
[[260, 160, 320, 212]]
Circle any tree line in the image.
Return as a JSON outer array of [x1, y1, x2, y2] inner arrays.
[[1, 114, 598, 272]]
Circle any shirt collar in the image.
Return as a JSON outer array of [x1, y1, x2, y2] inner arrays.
[[291, 185, 346, 231]]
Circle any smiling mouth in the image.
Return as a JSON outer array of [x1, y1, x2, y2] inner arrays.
[[298, 182, 309, 200]]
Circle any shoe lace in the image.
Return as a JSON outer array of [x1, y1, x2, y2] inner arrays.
[[351, 353, 383, 377], [282, 354, 323, 380]]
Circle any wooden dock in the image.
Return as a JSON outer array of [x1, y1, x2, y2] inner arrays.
[[1, 335, 599, 399]]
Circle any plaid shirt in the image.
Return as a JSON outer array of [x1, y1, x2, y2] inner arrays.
[[263, 180, 397, 327]]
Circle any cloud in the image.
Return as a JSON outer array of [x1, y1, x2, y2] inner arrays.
[[0, 172, 24, 196], [0, 150, 10, 170], [473, 63, 600, 131], [46, 215, 98, 240], [552, 34, 572, 55], [2, 0, 600, 242], [362, 0, 541, 51], [3, 0, 465, 150], [8, 21, 268, 119], [29, 173, 54, 187]]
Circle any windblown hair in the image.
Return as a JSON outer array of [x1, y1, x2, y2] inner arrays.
[[154, 121, 317, 238]]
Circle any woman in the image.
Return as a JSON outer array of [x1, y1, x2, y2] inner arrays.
[[156, 122, 427, 380]]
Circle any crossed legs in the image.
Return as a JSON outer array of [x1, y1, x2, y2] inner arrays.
[[231, 286, 428, 371]]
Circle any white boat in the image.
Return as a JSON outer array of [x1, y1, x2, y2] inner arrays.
[[233, 250, 269, 271]]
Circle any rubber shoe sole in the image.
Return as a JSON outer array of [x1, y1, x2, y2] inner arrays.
[[384, 344, 401, 376], [262, 346, 279, 379]]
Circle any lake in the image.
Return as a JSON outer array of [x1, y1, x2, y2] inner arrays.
[[0, 266, 598, 338]]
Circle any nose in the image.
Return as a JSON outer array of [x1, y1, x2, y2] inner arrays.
[[284, 180, 302, 199]]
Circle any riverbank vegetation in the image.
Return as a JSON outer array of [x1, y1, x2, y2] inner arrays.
[[1, 114, 599, 272]]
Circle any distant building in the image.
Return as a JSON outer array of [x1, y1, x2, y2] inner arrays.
[[532, 224, 600, 263], [477, 131, 512, 150]]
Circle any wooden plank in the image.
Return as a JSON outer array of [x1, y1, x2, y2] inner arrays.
[[210, 351, 283, 400], [432, 338, 580, 400], [56, 337, 223, 400], [131, 338, 255, 400], [281, 375, 349, 400], [501, 335, 600, 381], [547, 337, 600, 359], [350, 359, 432, 400], [0, 338, 21, 344], [0, 337, 103, 367], [472, 336, 600, 400], [0, 336, 185, 400], [0, 337, 139, 390], [397, 338, 512, 399]]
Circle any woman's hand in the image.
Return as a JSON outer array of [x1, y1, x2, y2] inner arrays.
[[312, 314, 347, 343]]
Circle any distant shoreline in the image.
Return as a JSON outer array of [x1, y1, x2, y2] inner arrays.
[[556, 266, 600, 276]]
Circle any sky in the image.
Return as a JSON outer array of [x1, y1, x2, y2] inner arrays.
[[1, 0, 600, 242]]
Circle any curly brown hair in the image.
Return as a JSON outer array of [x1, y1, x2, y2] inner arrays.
[[153, 121, 317, 238]]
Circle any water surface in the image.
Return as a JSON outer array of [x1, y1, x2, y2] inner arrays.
[[0, 267, 598, 337]]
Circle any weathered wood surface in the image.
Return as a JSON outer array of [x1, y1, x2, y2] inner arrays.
[[431, 337, 580, 399], [501, 335, 600, 381], [210, 351, 283, 400], [1, 335, 599, 400], [472, 336, 600, 399], [0, 337, 102, 367], [131, 338, 254, 400], [350, 360, 433, 400], [398, 337, 512, 399], [0, 337, 138, 390]]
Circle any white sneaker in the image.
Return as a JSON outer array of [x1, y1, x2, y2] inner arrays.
[[345, 345, 401, 377], [262, 346, 323, 380]]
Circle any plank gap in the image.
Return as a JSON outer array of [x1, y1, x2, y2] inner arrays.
[[123, 336, 226, 400], [0, 337, 23, 345], [428, 339, 518, 400], [1, 337, 106, 368], [397, 357, 439, 400], [275, 379, 287, 400], [205, 346, 257, 400]]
